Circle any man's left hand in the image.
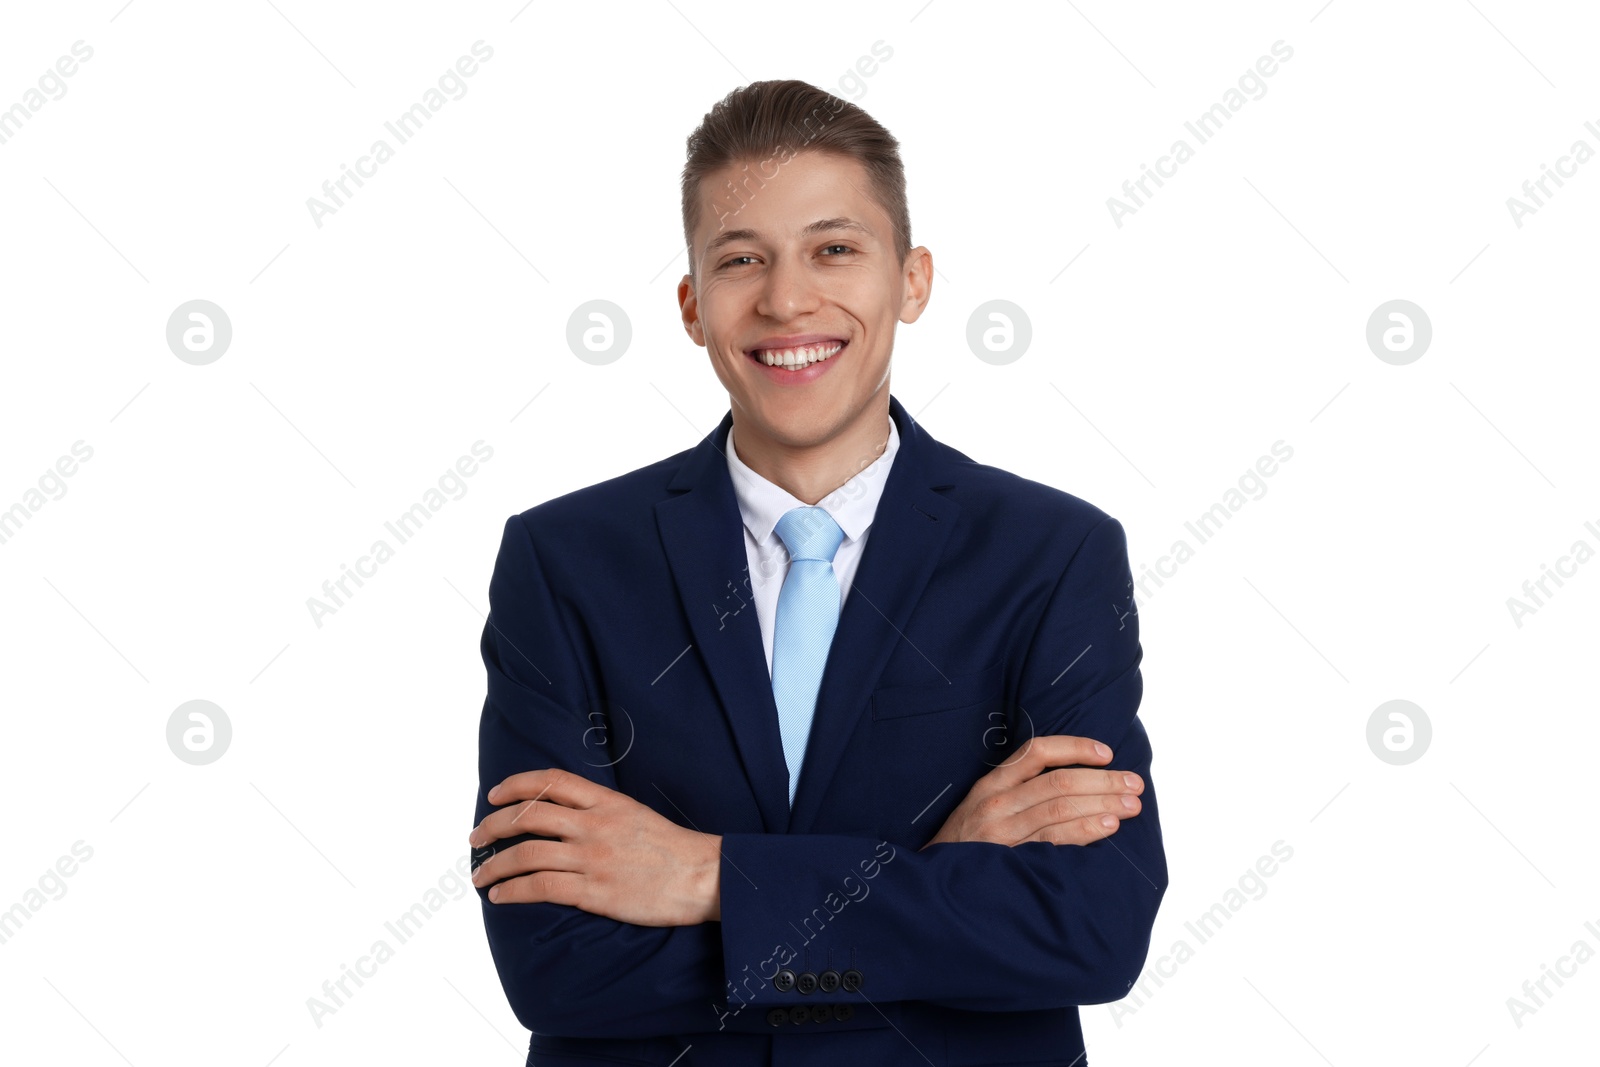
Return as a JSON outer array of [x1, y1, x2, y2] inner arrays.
[[469, 768, 722, 927]]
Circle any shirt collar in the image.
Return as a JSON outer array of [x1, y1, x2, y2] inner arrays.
[[726, 413, 900, 548]]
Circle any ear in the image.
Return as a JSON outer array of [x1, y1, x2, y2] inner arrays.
[[898, 246, 933, 325], [678, 273, 706, 346]]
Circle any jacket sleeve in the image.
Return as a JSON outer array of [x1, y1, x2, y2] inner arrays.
[[472, 513, 739, 1038], [716, 515, 1168, 1012]]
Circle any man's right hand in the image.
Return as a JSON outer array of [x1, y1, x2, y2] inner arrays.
[[919, 735, 1143, 850]]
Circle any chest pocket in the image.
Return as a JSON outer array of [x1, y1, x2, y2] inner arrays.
[[871, 661, 1005, 720], [868, 662, 1007, 842]]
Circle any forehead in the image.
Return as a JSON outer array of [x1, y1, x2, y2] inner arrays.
[[695, 150, 881, 247]]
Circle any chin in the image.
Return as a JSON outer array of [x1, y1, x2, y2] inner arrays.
[[772, 404, 856, 443]]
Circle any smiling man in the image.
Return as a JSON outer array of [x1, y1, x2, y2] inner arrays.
[[469, 79, 1167, 1066]]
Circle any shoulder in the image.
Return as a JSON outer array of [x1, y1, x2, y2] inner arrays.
[[926, 436, 1121, 552], [506, 443, 696, 547]]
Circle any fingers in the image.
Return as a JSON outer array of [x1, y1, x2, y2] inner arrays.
[[1011, 811, 1125, 847], [489, 870, 585, 908], [1002, 776, 1144, 846], [486, 766, 603, 809], [1042, 766, 1143, 798], [472, 768, 605, 847], [989, 733, 1114, 789], [1014, 789, 1140, 831], [470, 838, 582, 893], [982, 763, 1142, 822], [470, 796, 577, 847], [480, 866, 585, 906]]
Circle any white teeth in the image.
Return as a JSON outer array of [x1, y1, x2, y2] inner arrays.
[[754, 342, 844, 368]]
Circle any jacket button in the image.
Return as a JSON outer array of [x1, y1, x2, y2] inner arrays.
[[835, 1003, 854, 1021], [788, 1005, 810, 1025], [841, 968, 864, 992], [810, 1004, 833, 1023], [818, 969, 841, 992], [774, 968, 796, 992], [766, 1007, 787, 1027], [796, 971, 818, 994]]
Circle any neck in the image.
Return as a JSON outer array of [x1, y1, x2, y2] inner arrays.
[[731, 402, 892, 506]]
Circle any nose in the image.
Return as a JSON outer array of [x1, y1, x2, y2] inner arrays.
[[755, 253, 822, 321]]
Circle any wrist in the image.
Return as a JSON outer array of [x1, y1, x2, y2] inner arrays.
[[701, 834, 722, 922]]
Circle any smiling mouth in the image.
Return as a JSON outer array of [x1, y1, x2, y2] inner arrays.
[[745, 340, 848, 369]]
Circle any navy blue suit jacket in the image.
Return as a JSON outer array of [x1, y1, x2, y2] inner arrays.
[[473, 394, 1167, 1066]]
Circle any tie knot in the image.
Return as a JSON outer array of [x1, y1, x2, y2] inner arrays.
[[775, 506, 844, 563]]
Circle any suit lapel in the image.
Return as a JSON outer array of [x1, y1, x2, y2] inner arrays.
[[656, 418, 794, 835], [788, 397, 959, 831], [654, 395, 959, 836]]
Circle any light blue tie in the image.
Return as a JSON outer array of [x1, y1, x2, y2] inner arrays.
[[771, 506, 845, 807]]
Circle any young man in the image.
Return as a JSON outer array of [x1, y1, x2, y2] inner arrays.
[[469, 79, 1166, 1066]]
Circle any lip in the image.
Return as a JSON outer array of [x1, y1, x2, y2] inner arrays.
[[744, 333, 849, 357], [745, 338, 848, 385]]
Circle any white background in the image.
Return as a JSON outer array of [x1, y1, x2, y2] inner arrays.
[[1, 1, 1595, 1064]]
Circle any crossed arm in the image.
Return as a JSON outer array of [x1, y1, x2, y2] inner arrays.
[[468, 735, 1145, 924]]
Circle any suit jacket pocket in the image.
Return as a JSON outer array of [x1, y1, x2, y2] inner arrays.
[[868, 662, 1007, 842], [870, 662, 1005, 720]]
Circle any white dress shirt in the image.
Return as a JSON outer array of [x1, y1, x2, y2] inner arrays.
[[726, 413, 901, 679]]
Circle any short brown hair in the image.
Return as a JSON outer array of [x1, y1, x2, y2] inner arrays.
[[680, 78, 911, 281]]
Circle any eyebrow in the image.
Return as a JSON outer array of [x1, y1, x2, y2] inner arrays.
[[704, 217, 874, 258]]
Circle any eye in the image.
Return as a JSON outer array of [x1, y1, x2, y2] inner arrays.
[[718, 245, 855, 270]]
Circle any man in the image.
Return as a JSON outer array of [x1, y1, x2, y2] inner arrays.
[[469, 79, 1166, 1066]]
